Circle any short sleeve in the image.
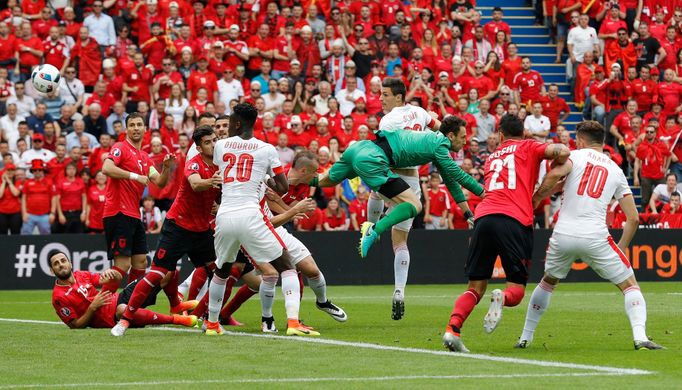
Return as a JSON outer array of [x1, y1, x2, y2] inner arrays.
[[268, 145, 283, 176], [184, 158, 201, 179], [108, 143, 124, 166], [614, 170, 632, 200], [53, 299, 78, 324], [531, 141, 549, 163]]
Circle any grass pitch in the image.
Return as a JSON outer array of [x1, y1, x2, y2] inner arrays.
[[0, 282, 680, 389]]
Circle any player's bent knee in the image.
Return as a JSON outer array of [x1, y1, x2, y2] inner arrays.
[[243, 272, 261, 291], [616, 275, 638, 292], [297, 257, 319, 278], [543, 274, 561, 285]]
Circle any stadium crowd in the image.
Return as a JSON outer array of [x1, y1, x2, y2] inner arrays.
[[1, 0, 682, 236]]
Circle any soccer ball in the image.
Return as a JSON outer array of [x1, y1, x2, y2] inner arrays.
[[31, 64, 61, 94]]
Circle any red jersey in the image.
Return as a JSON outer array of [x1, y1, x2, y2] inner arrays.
[[636, 140, 671, 180], [658, 81, 682, 117], [55, 177, 86, 211], [483, 21, 511, 45], [0, 178, 21, 214], [464, 75, 495, 98], [15, 36, 44, 68], [323, 209, 346, 229], [165, 155, 219, 232], [427, 187, 451, 216], [223, 39, 249, 69], [629, 78, 658, 112], [611, 111, 637, 143], [85, 93, 116, 118], [246, 34, 274, 71], [660, 204, 682, 214], [513, 70, 544, 103], [42, 39, 68, 69], [70, 39, 102, 87], [501, 57, 522, 87], [455, 111, 478, 139], [537, 95, 570, 129], [0, 34, 16, 62], [186, 70, 218, 102], [87, 185, 107, 230], [103, 140, 154, 219], [475, 139, 549, 226], [349, 198, 367, 229], [296, 207, 323, 230], [21, 177, 53, 215], [282, 180, 311, 206], [152, 71, 183, 100], [52, 271, 117, 328], [124, 66, 153, 102]]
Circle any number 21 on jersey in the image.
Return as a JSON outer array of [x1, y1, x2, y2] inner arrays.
[[488, 154, 516, 191], [223, 153, 254, 183]]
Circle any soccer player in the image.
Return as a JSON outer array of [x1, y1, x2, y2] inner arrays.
[[207, 103, 317, 337], [366, 77, 441, 320], [101, 113, 176, 293], [50, 250, 197, 330], [516, 121, 664, 350], [442, 114, 570, 353], [110, 125, 222, 337], [312, 116, 484, 259]]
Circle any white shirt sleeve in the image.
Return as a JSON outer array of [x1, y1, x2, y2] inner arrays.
[[268, 144, 282, 175], [614, 170, 633, 200]]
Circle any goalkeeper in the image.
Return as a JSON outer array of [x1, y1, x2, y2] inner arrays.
[[308, 115, 485, 257]]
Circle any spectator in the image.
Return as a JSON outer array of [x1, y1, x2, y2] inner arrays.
[[484, 7, 512, 45], [0, 163, 21, 234], [217, 66, 243, 112], [83, 103, 108, 139], [152, 58, 183, 103], [66, 120, 99, 151], [604, 28, 637, 73], [140, 195, 162, 234], [106, 102, 127, 135], [295, 206, 323, 231], [85, 81, 116, 118], [424, 173, 450, 230], [20, 159, 53, 235], [87, 133, 112, 175], [53, 162, 86, 233], [58, 66, 84, 111], [123, 52, 154, 113], [252, 60, 273, 94], [473, 99, 496, 144], [82, 0, 116, 50], [311, 81, 332, 115], [6, 82, 36, 118], [69, 27, 102, 93], [524, 102, 551, 142], [464, 26, 492, 64], [57, 104, 81, 134], [13, 22, 44, 82], [631, 66, 658, 115], [633, 22, 666, 69], [573, 51, 597, 108], [597, 4, 627, 47], [649, 173, 682, 214], [43, 26, 68, 72], [660, 192, 682, 215], [276, 133, 295, 166], [20, 133, 55, 170], [658, 69, 682, 119], [634, 124, 671, 208], [246, 24, 274, 79], [263, 79, 285, 113], [0, 104, 24, 144], [513, 57, 546, 106], [567, 13, 599, 81], [322, 197, 349, 231], [349, 185, 369, 231]]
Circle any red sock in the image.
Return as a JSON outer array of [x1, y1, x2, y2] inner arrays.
[[220, 284, 257, 319], [128, 267, 146, 283], [503, 285, 525, 307], [163, 270, 180, 307], [298, 271, 304, 300], [230, 265, 242, 279], [188, 267, 208, 300], [449, 289, 481, 330], [123, 266, 167, 320], [130, 308, 174, 326], [193, 292, 209, 318], [101, 266, 126, 293]]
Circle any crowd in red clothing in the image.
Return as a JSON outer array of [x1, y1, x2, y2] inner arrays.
[[1, 0, 682, 235]]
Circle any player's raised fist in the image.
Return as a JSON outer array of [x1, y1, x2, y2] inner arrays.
[[162, 153, 176, 169]]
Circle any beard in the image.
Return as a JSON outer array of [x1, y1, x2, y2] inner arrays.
[[55, 270, 72, 281]]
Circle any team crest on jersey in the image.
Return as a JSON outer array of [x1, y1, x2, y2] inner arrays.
[[157, 248, 166, 259], [118, 238, 127, 248], [112, 148, 121, 157], [190, 162, 199, 171], [60, 307, 71, 317]]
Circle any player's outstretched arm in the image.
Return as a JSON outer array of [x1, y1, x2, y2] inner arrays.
[[533, 160, 573, 209], [188, 172, 221, 192], [544, 143, 571, 164], [270, 198, 316, 227], [617, 194, 639, 251], [433, 147, 485, 203], [102, 159, 149, 186], [268, 172, 289, 195]]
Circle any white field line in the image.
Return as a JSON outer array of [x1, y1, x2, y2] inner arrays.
[[0, 317, 653, 377], [0, 372, 629, 389]]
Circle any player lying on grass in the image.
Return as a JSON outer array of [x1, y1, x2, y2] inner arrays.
[[516, 120, 664, 351], [110, 125, 221, 337], [443, 114, 571, 353], [305, 115, 485, 258], [50, 250, 197, 329]]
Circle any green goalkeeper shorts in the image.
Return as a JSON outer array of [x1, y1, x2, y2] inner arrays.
[[328, 140, 399, 192]]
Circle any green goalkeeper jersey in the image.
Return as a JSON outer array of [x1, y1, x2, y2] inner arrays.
[[377, 129, 484, 203]]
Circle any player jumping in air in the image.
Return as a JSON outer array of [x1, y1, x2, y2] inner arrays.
[[369, 78, 442, 320], [207, 103, 317, 336], [516, 121, 664, 351], [100, 113, 176, 293], [110, 125, 221, 337], [314, 115, 484, 258], [50, 250, 197, 330], [443, 114, 570, 353]]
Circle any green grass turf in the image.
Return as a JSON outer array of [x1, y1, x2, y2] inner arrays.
[[0, 282, 680, 389]]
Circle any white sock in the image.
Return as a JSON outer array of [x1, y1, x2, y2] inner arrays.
[[308, 273, 327, 303], [623, 286, 648, 341], [207, 275, 226, 323], [367, 194, 384, 223], [177, 270, 192, 298], [260, 275, 278, 318], [394, 244, 410, 296], [281, 269, 300, 321], [520, 280, 555, 342]]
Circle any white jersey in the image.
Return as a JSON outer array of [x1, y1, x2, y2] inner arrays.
[[553, 149, 632, 238], [378, 105, 435, 132], [214, 136, 282, 215]]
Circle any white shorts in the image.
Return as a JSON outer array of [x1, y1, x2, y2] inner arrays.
[[214, 209, 285, 268], [544, 233, 634, 285], [382, 174, 421, 232], [277, 226, 311, 266]]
